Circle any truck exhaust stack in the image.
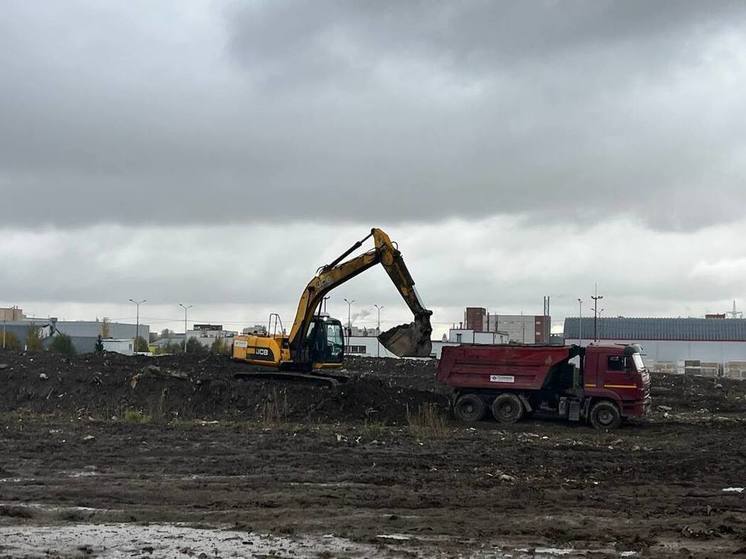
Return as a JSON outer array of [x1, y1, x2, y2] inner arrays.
[[378, 314, 433, 358]]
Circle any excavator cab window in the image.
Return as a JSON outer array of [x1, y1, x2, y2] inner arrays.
[[306, 318, 344, 364]]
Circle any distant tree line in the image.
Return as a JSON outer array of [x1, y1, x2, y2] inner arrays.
[[1, 327, 232, 357], [0, 326, 75, 357]]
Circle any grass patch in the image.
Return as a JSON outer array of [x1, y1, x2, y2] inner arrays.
[[259, 388, 289, 426], [360, 420, 388, 440], [145, 388, 169, 423], [122, 408, 152, 424], [407, 402, 449, 439]]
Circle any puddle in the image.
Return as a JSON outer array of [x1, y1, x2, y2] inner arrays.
[[377, 533, 413, 541], [65, 470, 100, 478], [0, 524, 379, 558], [0, 523, 643, 558], [291, 481, 373, 488]]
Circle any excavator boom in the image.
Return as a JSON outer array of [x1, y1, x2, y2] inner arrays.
[[288, 228, 433, 360]]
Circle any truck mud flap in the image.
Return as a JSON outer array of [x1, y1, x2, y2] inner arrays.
[[517, 394, 532, 413]]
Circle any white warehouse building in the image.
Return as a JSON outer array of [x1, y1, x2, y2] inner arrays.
[[345, 328, 509, 360], [563, 317, 746, 378]]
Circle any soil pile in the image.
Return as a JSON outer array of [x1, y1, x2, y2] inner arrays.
[[1, 350, 745, 422], [650, 371, 746, 413], [0, 351, 445, 423]]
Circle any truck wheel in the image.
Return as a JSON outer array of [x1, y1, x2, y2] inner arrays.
[[589, 401, 622, 430], [491, 393, 524, 424], [453, 394, 486, 423]]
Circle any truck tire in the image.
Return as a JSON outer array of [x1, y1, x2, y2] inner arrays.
[[589, 400, 622, 430], [453, 394, 486, 423], [491, 393, 524, 424]]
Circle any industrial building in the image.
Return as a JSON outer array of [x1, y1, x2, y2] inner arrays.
[[563, 316, 746, 378], [150, 333, 186, 351], [0, 307, 149, 354], [464, 307, 551, 344], [187, 324, 237, 349], [344, 327, 509, 359], [446, 329, 510, 346]]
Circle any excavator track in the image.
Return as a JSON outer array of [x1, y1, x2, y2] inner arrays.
[[233, 367, 348, 388]]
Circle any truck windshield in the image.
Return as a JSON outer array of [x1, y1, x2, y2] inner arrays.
[[631, 353, 645, 371]]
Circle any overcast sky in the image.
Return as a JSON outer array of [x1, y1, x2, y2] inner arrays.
[[2, 0, 746, 336]]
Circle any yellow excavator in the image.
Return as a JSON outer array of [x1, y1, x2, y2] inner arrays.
[[232, 228, 432, 383]]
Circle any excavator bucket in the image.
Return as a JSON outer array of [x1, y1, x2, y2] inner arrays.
[[378, 314, 433, 358]]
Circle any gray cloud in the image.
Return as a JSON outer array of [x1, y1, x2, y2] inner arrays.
[[1, 0, 745, 234], [3, 218, 746, 335]]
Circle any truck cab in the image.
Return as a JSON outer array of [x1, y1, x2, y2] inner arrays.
[[582, 344, 651, 424], [436, 343, 651, 429]]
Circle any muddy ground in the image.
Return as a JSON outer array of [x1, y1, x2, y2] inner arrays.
[[1, 351, 745, 558]]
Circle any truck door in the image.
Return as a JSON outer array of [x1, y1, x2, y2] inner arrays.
[[602, 353, 638, 398], [583, 351, 600, 389]]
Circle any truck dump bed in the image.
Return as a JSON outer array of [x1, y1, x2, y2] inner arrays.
[[436, 344, 575, 391]]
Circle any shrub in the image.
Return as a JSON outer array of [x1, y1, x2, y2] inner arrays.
[[26, 326, 43, 351], [134, 336, 149, 353], [1, 331, 22, 351], [155, 342, 183, 355], [210, 337, 228, 354], [49, 333, 76, 356], [185, 338, 206, 354]]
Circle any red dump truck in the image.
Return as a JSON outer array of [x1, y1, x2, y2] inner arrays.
[[436, 343, 650, 429]]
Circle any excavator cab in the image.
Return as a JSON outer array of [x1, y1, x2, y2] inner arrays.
[[304, 316, 345, 368]]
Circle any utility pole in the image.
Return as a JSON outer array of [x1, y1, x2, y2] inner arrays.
[[129, 299, 146, 353], [591, 283, 603, 342], [374, 304, 383, 357], [179, 303, 192, 351], [343, 298, 355, 340], [578, 298, 583, 346], [521, 310, 525, 343]]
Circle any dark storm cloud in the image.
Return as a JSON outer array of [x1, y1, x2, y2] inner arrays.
[[1, 0, 745, 230], [228, 0, 740, 78]]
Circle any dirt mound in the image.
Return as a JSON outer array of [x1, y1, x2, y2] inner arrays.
[[0, 351, 445, 423], [343, 356, 442, 392], [650, 372, 746, 413], [1, 350, 744, 423]]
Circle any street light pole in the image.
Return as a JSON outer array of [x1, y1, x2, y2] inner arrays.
[[577, 298, 583, 346], [343, 298, 355, 339], [374, 304, 383, 358], [591, 283, 604, 342], [129, 299, 146, 353], [179, 303, 192, 351]]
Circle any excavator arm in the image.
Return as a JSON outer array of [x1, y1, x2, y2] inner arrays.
[[287, 228, 433, 359]]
